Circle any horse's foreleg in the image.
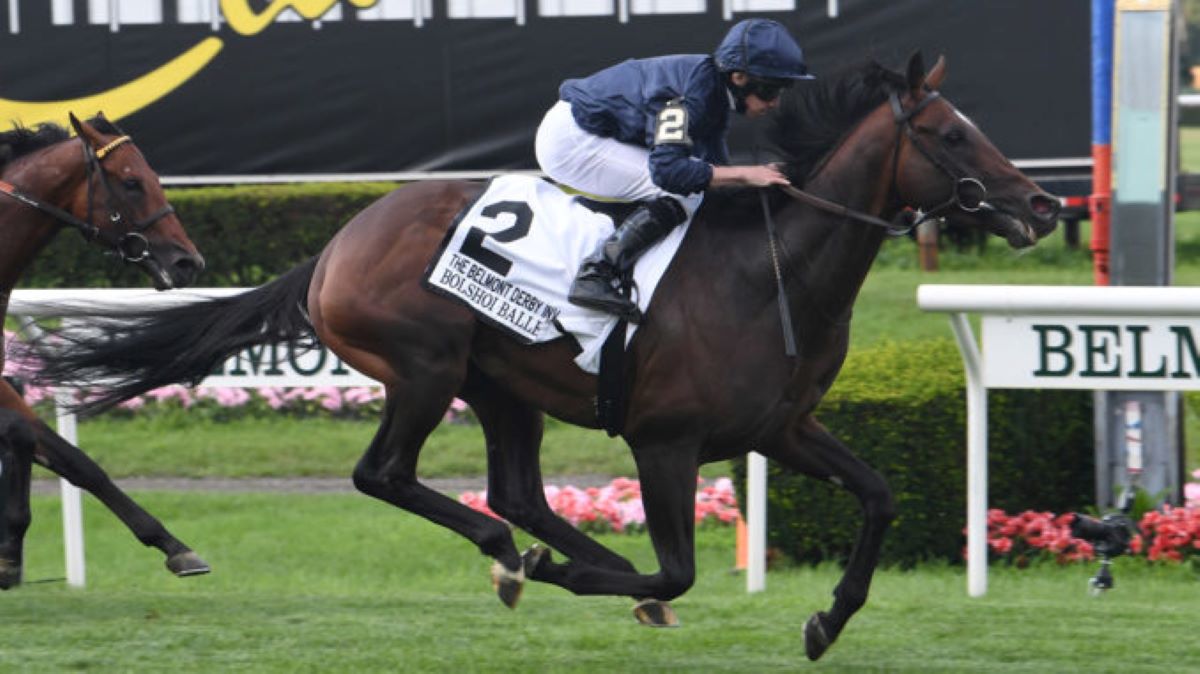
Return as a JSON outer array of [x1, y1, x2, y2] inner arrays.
[[759, 416, 895, 661], [0, 408, 34, 589], [459, 371, 638, 607], [28, 421, 210, 577]]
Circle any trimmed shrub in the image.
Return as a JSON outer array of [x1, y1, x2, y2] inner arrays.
[[21, 182, 400, 288], [735, 338, 1094, 567]]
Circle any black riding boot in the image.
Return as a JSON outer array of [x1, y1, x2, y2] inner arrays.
[[568, 196, 688, 323]]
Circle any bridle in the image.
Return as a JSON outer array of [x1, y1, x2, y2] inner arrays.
[[761, 86, 993, 356], [887, 90, 989, 228], [0, 134, 176, 263], [779, 88, 991, 235]]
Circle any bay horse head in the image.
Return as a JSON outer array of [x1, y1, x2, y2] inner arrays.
[[889, 53, 1060, 246], [773, 53, 1060, 250], [63, 113, 205, 289]]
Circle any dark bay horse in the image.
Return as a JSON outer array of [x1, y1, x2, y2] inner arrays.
[[29, 55, 1058, 660], [0, 113, 209, 588]]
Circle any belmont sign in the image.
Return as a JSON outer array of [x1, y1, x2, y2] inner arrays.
[[204, 340, 374, 388], [983, 315, 1200, 390]]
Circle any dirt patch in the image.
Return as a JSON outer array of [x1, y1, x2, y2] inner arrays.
[[31, 474, 617, 495]]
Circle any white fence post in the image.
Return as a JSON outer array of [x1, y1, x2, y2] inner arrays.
[[746, 451, 767, 593], [54, 392, 85, 588]]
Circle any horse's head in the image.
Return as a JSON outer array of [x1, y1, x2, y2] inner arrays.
[[67, 112, 205, 289], [890, 54, 1060, 248]]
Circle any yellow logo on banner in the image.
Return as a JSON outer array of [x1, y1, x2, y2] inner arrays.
[[0, 38, 223, 130], [0, 1, 384, 129], [222, 0, 378, 36]]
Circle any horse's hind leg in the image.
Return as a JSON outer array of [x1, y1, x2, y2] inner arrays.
[[758, 415, 896, 661], [351, 385, 524, 584], [28, 422, 210, 578], [0, 408, 34, 589], [458, 369, 639, 606]]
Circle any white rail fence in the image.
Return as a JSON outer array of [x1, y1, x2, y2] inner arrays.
[[918, 284, 1200, 596], [7, 288, 775, 591], [8, 288, 375, 587]]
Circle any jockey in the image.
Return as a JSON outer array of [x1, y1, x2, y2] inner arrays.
[[535, 18, 814, 323]]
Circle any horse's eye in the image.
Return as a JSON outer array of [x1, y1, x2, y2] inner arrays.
[[122, 177, 143, 193], [944, 128, 967, 146]]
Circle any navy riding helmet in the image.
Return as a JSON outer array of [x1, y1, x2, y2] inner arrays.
[[715, 19, 813, 109]]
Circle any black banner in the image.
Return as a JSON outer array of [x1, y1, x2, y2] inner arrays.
[[0, 1, 1089, 178]]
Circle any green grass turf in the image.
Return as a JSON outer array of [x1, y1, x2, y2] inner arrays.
[[4, 492, 1197, 673]]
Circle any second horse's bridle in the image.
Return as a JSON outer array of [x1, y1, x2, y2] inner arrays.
[[0, 134, 176, 263]]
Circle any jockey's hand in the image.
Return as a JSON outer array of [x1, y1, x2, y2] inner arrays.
[[751, 163, 792, 187], [709, 164, 792, 189]]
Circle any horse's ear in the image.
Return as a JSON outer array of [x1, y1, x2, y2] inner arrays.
[[68, 111, 103, 145], [68, 112, 85, 137], [925, 55, 947, 90], [905, 52, 926, 93]]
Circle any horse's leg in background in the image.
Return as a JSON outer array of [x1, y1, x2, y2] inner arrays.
[[758, 415, 896, 661], [0, 405, 34, 589], [351, 385, 525, 582], [0, 379, 210, 580], [458, 368, 639, 606], [512, 438, 700, 615]]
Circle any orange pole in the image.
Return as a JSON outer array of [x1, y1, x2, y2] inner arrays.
[[1090, 144, 1112, 286], [735, 512, 748, 571]]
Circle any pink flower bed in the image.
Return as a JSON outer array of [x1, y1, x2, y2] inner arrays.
[[459, 477, 739, 535], [980, 497, 1200, 567]]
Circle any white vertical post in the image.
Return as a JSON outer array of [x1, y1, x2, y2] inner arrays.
[[108, 0, 119, 32], [8, 0, 19, 34], [413, 0, 424, 27], [210, 0, 220, 31], [618, 0, 628, 24], [54, 394, 86, 588], [948, 313, 987, 597], [828, 0, 839, 19], [746, 451, 767, 593]]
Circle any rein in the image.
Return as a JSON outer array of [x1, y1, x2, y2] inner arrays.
[[0, 135, 175, 263]]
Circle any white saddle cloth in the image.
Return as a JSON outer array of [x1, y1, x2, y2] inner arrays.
[[423, 175, 691, 373]]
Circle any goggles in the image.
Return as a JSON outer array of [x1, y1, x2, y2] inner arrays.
[[745, 77, 792, 102]]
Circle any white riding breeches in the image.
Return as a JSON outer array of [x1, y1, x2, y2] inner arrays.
[[535, 100, 703, 216]]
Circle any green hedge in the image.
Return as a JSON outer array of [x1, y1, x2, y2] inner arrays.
[[22, 182, 401, 288], [735, 338, 1094, 567]]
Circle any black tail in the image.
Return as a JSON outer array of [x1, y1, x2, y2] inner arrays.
[[29, 257, 319, 415]]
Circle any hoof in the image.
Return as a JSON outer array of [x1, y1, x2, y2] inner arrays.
[[0, 559, 21, 590], [491, 559, 526, 609], [632, 598, 679, 627], [804, 611, 835, 661], [522, 544, 551, 578], [166, 551, 211, 577]]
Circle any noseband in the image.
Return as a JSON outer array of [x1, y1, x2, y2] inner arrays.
[[0, 134, 175, 263]]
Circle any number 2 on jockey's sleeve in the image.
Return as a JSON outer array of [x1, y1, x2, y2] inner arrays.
[[654, 99, 692, 146]]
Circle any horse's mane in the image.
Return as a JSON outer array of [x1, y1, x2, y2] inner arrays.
[[701, 61, 908, 219], [0, 116, 127, 172], [766, 61, 908, 186]]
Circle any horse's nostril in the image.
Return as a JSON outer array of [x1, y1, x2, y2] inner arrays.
[[1029, 194, 1061, 221], [175, 254, 205, 273]]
